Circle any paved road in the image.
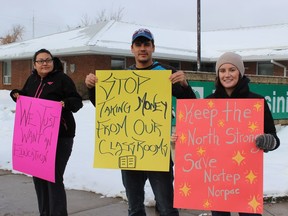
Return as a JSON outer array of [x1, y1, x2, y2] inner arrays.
[[0, 170, 287, 216]]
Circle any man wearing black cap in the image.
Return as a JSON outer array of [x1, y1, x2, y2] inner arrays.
[[85, 28, 196, 216]]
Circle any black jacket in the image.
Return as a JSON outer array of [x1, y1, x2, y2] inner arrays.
[[206, 76, 280, 150], [10, 70, 83, 138], [88, 61, 196, 105]]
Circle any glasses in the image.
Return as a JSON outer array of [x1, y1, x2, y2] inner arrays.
[[35, 59, 53, 65]]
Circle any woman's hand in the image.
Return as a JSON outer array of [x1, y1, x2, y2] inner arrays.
[[12, 92, 20, 100]]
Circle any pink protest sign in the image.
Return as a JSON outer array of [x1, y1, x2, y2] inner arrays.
[[174, 99, 264, 214], [12, 96, 62, 182]]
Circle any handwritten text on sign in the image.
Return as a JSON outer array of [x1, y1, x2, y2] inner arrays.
[[12, 96, 62, 182], [94, 70, 172, 171], [174, 99, 264, 214]]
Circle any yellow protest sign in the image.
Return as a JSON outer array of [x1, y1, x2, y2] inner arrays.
[[94, 70, 172, 171]]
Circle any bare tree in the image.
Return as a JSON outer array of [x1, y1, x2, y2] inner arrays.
[[109, 7, 124, 21], [95, 9, 108, 22], [0, 25, 25, 44], [75, 7, 125, 28], [81, 14, 94, 26], [95, 7, 124, 22]]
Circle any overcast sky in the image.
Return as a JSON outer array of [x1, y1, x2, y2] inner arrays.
[[1, 0, 288, 40]]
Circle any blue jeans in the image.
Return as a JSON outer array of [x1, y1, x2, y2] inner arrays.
[[33, 137, 73, 216], [212, 211, 262, 216], [121, 159, 179, 216]]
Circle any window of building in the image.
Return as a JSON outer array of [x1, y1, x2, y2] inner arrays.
[[258, 62, 274, 75], [3, 60, 11, 85], [111, 57, 125, 69], [201, 63, 215, 72], [168, 61, 180, 70]]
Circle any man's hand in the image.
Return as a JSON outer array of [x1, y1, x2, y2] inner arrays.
[[85, 73, 98, 89], [169, 70, 188, 87]]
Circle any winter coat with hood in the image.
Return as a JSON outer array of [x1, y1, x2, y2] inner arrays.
[[206, 75, 280, 151], [10, 69, 83, 138]]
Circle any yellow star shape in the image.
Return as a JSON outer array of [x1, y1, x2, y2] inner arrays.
[[246, 170, 257, 184], [178, 111, 184, 121], [248, 122, 258, 132], [179, 183, 191, 197], [232, 151, 245, 166], [218, 119, 225, 127], [203, 199, 212, 208], [208, 100, 214, 108], [248, 196, 261, 213], [197, 147, 206, 156], [253, 102, 262, 112], [180, 133, 186, 144]]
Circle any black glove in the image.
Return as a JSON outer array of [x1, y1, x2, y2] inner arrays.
[[255, 134, 276, 151]]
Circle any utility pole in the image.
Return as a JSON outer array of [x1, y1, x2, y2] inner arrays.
[[32, 10, 35, 38], [197, 0, 201, 71]]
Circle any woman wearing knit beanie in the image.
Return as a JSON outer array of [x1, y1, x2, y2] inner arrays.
[[206, 52, 280, 216]]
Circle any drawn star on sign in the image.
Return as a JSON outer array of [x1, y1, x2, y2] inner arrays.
[[245, 170, 257, 184], [179, 182, 192, 197], [207, 100, 214, 108], [203, 199, 212, 208], [248, 121, 259, 133], [180, 133, 186, 144], [218, 119, 225, 127], [232, 150, 245, 166], [178, 111, 184, 121], [248, 195, 261, 213], [197, 147, 206, 156], [253, 101, 262, 112]]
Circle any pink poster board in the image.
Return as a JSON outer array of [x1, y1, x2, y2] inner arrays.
[[12, 96, 62, 182], [174, 99, 264, 214]]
